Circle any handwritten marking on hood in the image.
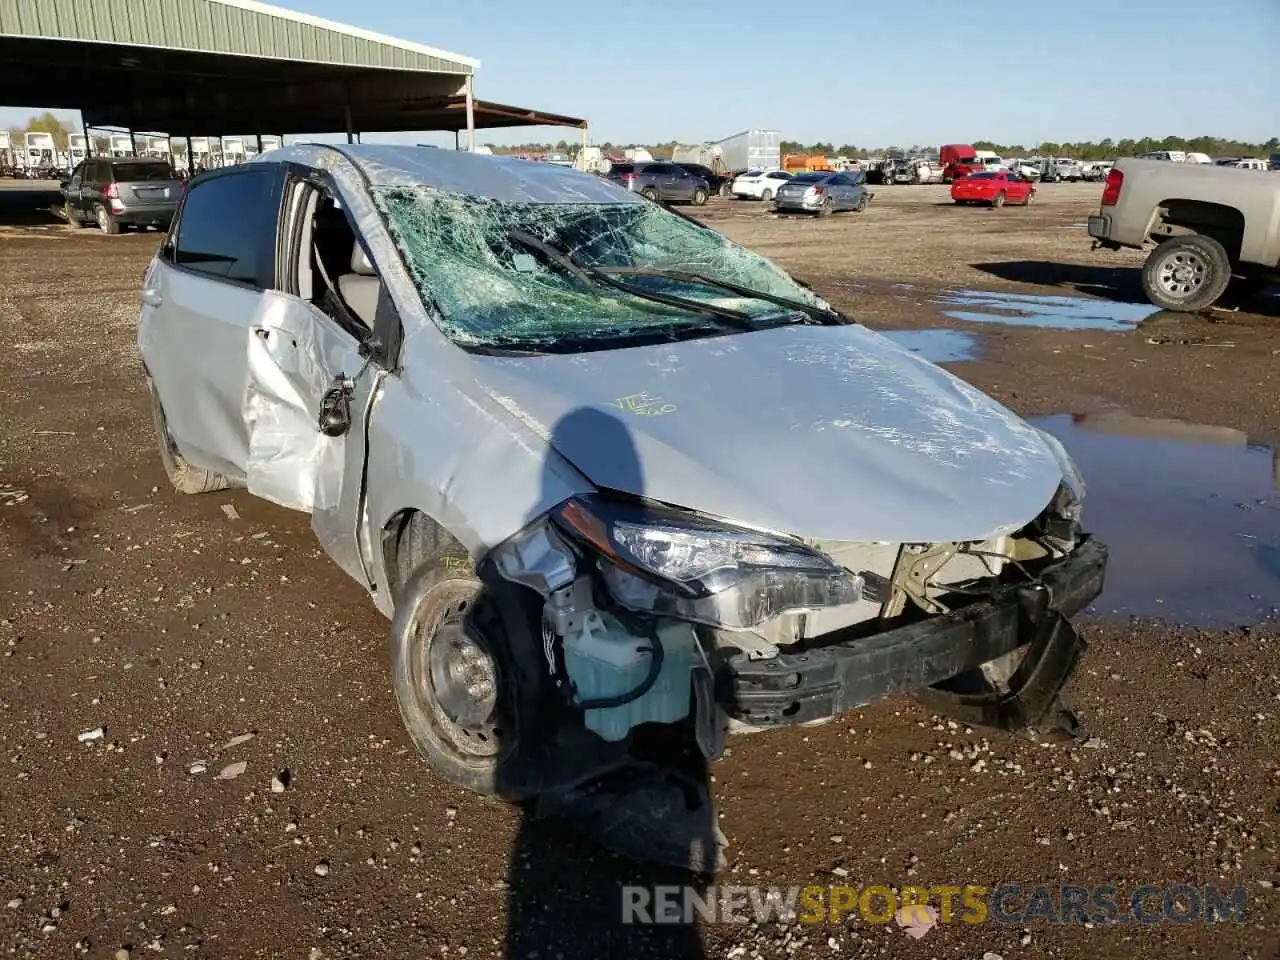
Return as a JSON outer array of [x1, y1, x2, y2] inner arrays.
[[614, 392, 677, 417]]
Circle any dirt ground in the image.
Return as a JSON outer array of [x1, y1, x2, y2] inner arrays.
[[0, 180, 1277, 960]]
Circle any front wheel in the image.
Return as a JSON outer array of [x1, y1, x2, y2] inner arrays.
[[991, 191, 1006, 208], [691, 187, 708, 206], [1141, 235, 1232, 312], [390, 565, 526, 797]]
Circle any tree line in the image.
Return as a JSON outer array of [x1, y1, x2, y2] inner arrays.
[[7, 113, 1275, 162]]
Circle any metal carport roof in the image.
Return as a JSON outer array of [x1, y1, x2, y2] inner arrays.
[[0, 0, 586, 136]]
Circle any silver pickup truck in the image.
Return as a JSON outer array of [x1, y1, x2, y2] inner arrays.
[[1088, 157, 1280, 311]]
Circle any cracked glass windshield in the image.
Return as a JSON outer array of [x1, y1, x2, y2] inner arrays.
[[372, 186, 831, 350]]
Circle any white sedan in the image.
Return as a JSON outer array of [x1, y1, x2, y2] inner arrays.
[[731, 169, 794, 201]]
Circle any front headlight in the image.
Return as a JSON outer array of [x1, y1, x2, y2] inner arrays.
[[551, 495, 863, 630]]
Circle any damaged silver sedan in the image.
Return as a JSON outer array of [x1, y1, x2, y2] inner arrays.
[[138, 145, 1107, 804]]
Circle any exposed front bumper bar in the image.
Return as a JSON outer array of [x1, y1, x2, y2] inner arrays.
[[717, 538, 1108, 732]]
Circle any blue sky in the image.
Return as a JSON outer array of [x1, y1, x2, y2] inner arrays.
[[3, 0, 1276, 147]]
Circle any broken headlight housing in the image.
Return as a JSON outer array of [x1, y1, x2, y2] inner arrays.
[[551, 495, 863, 630], [1036, 428, 1085, 519]]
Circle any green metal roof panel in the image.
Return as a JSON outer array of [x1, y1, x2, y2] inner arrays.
[[0, 0, 477, 73]]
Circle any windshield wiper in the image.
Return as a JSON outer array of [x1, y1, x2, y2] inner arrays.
[[507, 231, 756, 329], [590, 267, 848, 326]]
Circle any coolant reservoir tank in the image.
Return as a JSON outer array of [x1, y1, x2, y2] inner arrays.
[[562, 611, 697, 742]]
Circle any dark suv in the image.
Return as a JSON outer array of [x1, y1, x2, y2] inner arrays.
[[62, 158, 183, 235], [607, 162, 709, 205], [675, 163, 733, 198]]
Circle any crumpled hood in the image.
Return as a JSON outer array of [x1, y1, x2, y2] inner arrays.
[[466, 324, 1064, 543]]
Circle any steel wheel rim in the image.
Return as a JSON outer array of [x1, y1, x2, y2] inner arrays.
[[1156, 249, 1208, 297], [412, 595, 501, 759]]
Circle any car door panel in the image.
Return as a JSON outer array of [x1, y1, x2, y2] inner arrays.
[[143, 260, 258, 480], [243, 292, 363, 515]]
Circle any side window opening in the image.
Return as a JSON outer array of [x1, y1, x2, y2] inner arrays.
[[172, 167, 282, 288], [296, 185, 375, 338]]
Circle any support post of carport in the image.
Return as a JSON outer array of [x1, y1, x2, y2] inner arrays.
[[344, 102, 354, 145], [454, 131, 459, 151], [464, 75, 476, 152], [185, 136, 193, 177], [256, 133, 263, 154], [129, 130, 137, 156], [82, 117, 93, 157]]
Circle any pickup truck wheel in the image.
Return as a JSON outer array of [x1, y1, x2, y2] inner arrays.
[[1141, 235, 1232, 312], [991, 191, 1006, 208], [148, 378, 229, 494], [718, 182, 732, 198], [390, 564, 528, 797]]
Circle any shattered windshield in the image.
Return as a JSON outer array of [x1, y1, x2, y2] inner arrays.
[[372, 187, 831, 350]]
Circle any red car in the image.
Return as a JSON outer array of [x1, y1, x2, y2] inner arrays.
[[950, 170, 1035, 207]]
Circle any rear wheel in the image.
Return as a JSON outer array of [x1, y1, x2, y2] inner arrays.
[[1141, 234, 1232, 312], [63, 201, 84, 227], [640, 187, 658, 202], [718, 182, 732, 198], [991, 191, 1006, 208], [95, 204, 120, 235], [148, 378, 229, 495], [761, 188, 774, 202], [855, 193, 869, 212], [818, 197, 834, 217], [691, 187, 708, 206]]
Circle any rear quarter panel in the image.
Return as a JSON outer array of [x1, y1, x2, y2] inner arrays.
[[1108, 158, 1280, 265]]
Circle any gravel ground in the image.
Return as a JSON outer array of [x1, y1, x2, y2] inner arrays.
[[0, 181, 1277, 960]]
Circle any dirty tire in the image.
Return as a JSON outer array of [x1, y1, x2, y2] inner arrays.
[[148, 379, 229, 494], [96, 204, 120, 235], [390, 564, 522, 797], [991, 191, 1006, 208], [855, 194, 869, 212], [1141, 234, 1232, 312], [64, 202, 84, 227], [691, 187, 708, 206], [761, 188, 774, 202], [640, 187, 658, 202], [819, 197, 834, 217]]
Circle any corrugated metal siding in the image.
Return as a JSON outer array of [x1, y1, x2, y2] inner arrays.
[[0, 0, 473, 73]]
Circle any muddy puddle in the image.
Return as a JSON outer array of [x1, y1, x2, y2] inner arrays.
[[881, 329, 977, 362], [936, 289, 1158, 330], [1036, 411, 1280, 626]]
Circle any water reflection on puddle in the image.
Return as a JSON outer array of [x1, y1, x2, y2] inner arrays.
[[881, 329, 977, 362], [1036, 412, 1280, 626], [936, 290, 1159, 330]]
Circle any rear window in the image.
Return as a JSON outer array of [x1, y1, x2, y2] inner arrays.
[[740, 170, 763, 178], [967, 172, 997, 179], [113, 161, 173, 182], [791, 172, 828, 183], [610, 164, 635, 176]]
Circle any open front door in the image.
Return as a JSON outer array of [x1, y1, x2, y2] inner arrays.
[[242, 172, 395, 590]]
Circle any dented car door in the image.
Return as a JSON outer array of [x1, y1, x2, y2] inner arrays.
[[141, 164, 287, 481]]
